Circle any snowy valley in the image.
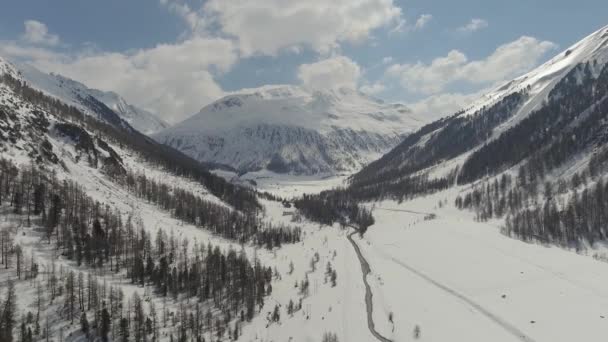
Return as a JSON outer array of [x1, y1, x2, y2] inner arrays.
[[2, 13, 608, 342]]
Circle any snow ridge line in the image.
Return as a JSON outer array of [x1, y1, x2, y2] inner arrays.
[[347, 230, 393, 342]]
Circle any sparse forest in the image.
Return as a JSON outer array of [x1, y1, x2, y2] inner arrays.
[[0, 156, 296, 341]]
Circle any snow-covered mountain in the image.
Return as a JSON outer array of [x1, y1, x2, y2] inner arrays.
[[85, 88, 169, 135], [154, 85, 431, 175], [350, 24, 608, 191], [7, 59, 169, 134], [460, 24, 608, 121]]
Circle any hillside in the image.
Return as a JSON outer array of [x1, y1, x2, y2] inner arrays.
[[347, 24, 608, 200], [9, 59, 169, 134], [154, 85, 433, 175]]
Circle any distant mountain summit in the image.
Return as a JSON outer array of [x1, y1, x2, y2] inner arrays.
[[154, 84, 432, 175], [4, 59, 169, 134]]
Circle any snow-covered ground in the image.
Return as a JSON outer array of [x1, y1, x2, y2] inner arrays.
[[7, 159, 608, 341], [356, 189, 608, 342], [213, 169, 350, 198], [237, 200, 375, 342]]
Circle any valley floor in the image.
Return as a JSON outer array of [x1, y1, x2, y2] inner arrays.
[[253, 180, 608, 342], [355, 189, 608, 342], [5, 167, 608, 342]]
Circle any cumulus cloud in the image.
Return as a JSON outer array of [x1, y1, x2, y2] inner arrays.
[[297, 56, 361, 90], [22, 20, 59, 46], [386, 36, 557, 95], [406, 91, 481, 121], [457, 18, 488, 33], [2, 36, 238, 123], [162, 0, 404, 56], [414, 14, 433, 30], [4, 1, 407, 123], [360, 82, 386, 95]]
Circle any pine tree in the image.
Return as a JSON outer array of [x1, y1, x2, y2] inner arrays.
[[331, 270, 337, 287], [1, 280, 17, 342], [100, 307, 111, 342], [119, 317, 130, 342], [272, 305, 280, 323], [80, 312, 89, 337]]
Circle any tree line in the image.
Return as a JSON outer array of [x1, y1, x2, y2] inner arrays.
[[120, 169, 301, 248]]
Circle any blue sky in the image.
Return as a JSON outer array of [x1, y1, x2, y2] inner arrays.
[[0, 0, 606, 122]]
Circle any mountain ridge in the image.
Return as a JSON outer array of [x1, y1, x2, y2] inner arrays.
[[1, 58, 169, 135], [154, 84, 432, 175], [349, 24, 608, 192]]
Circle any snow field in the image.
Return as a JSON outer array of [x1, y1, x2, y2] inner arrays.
[[357, 189, 608, 342]]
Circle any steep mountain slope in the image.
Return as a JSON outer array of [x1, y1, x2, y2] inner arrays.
[[12, 59, 169, 134], [0, 56, 258, 213], [154, 85, 432, 175], [349, 24, 608, 197], [85, 88, 170, 135]]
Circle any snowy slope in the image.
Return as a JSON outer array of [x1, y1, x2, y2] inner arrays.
[[352, 24, 608, 188], [463, 24, 608, 123], [85, 88, 169, 135], [13, 60, 169, 134], [154, 85, 432, 175], [0, 56, 20, 80]]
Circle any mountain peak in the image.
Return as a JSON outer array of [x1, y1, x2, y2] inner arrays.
[[0, 56, 21, 80], [154, 83, 431, 174]]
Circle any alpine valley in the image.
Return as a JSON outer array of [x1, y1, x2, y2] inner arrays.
[[2, 12, 608, 342]]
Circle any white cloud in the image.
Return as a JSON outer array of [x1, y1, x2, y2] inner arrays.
[[360, 82, 386, 95], [162, 0, 404, 56], [386, 36, 557, 95], [22, 20, 59, 46], [390, 18, 408, 34], [297, 56, 361, 90], [159, 0, 203, 33], [457, 18, 488, 33], [390, 13, 432, 34], [0, 16, 240, 123], [387, 50, 466, 94], [415, 14, 433, 30], [406, 92, 481, 121], [382, 56, 394, 65], [2, 36, 238, 123]]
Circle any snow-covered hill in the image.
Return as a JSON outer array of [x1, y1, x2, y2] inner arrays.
[[6, 58, 169, 134], [85, 88, 170, 135], [154, 85, 431, 175], [351, 24, 608, 190], [462, 25, 608, 122]]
